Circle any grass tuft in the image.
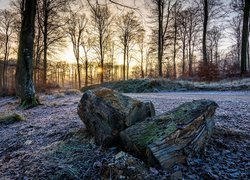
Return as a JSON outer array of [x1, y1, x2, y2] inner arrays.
[[0, 113, 25, 125]]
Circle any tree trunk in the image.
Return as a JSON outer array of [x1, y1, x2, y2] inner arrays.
[[15, 0, 39, 109], [76, 58, 81, 89], [173, 4, 177, 79], [83, 46, 89, 87], [43, 6, 48, 86], [123, 43, 126, 80], [158, 1, 163, 78], [202, 0, 208, 65], [126, 47, 129, 80], [182, 36, 186, 77], [241, 0, 250, 75], [100, 33, 104, 84], [120, 100, 218, 169], [3, 33, 9, 93], [141, 47, 144, 78]]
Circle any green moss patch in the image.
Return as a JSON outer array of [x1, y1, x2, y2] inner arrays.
[[0, 113, 25, 125]]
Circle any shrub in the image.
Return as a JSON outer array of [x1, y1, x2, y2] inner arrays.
[[196, 62, 220, 82]]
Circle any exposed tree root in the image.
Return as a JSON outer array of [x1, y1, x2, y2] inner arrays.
[[18, 96, 41, 110]]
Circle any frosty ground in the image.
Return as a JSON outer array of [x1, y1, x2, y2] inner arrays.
[[0, 91, 249, 179]]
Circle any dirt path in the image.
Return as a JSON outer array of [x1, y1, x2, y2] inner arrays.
[[0, 91, 249, 179]]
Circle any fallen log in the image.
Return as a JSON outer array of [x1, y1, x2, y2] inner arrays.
[[77, 88, 155, 146], [120, 99, 218, 169]]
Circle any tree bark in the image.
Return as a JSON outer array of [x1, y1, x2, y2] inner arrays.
[[83, 46, 89, 87], [202, 0, 208, 65], [126, 47, 129, 80], [100, 33, 104, 84], [182, 35, 186, 77], [43, 1, 48, 86], [241, 0, 250, 75], [173, 3, 178, 79], [15, 0, 39, 109], [120, 100, 218, 169], [158, 0, 163, 77], [76, 50, 81, 89], [123, 43, 127, 80], [140, 45, 144, 78]]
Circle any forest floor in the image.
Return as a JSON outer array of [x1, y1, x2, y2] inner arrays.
[[0, 90, 249, 179]]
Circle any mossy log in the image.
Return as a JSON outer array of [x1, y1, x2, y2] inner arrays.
[[120, 100, 218, 169], [77, 88, 155, 146]]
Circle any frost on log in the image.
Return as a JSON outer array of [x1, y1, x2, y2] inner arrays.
[[78, 88, 218, 169], [120, 99, 218, 169]]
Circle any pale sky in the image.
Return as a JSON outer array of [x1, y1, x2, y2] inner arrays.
[[0, 0, 238, 64], [0, 0, 10, 9]]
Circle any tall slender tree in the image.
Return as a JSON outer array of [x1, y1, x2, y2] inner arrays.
[[15, 0, 39, 108], [241, 0, 250, 75], [67, 12, 88, 89], [37, 0, 68, 86], [116, 11, 144, 80], [88, 0, 112, 83], [0, 10, 16, 93], [149, 0, 173, 78], [202, 0, 208, 65]]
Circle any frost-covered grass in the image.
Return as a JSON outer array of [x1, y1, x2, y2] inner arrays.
[[0, 91, 249, 179], [81, 78, 250, 93], [185, 78, 250, 90]]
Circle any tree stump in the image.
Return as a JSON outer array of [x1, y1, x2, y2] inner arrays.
[[77, 88, 155, 146], [120, 100, 218, 169]]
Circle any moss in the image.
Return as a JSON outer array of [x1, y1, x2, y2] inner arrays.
[[19, 96, 40, 109], [135, 120, 178, 148], [54, 93, 65, 98], [0, 113, 25, 125], [136, 123, 159, 148], [63, 89, 81, 95], [127, 100, 216, 149], [94, 88, 114, 98]]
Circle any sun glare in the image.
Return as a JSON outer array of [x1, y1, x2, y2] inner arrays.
[[59, 45, 76, 64]]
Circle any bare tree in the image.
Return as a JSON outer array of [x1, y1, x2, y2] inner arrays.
[[116, 11, 144, 80], [229, 15, 242, 69], [240, 0, 250, 75], [15, 0, 39, 108], [202, 0, 208, 64], [37, 0, 68, 86], [185, 4, 201, 77], [171, 1, 181, 79], [88, 0, 112, 83], [138, 30, 145, 78], [67, 11, 88, 89], [207, 26, 222, 64], [151, 0, 174, 77], [178, 9, 188, 76], [81, 32, 94, 87], [0, 10, 16, 93], [199, 0, 225, 65]]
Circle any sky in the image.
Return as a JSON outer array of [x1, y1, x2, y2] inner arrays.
[[0, 0, 238, 64], [0, 0, 10, 9]]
